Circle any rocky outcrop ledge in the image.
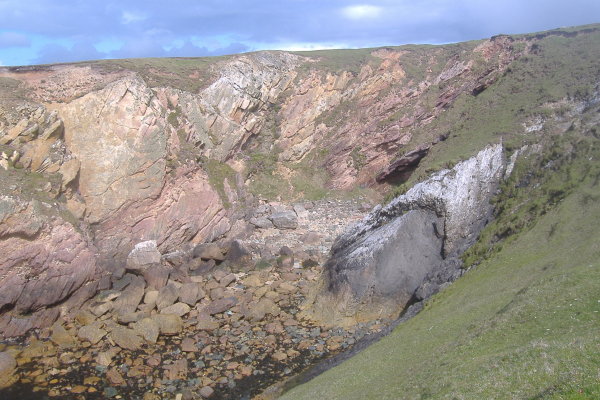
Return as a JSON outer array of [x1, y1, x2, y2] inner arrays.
[[304, 144, 506, 326]]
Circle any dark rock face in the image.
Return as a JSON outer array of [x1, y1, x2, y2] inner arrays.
[[305, 145, 505, 325]]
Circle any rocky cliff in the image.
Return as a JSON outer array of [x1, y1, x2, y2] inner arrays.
[[303, 145, 505, 325], [0, 24, 598, 335]]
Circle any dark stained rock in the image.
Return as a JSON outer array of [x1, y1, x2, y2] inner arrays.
[[375, 143, 431, 184]]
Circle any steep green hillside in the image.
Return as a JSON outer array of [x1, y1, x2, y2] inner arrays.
[[282, 116, 600, 398]]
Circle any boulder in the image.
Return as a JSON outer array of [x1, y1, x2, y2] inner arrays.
[[110, 326, 145, 350], [179, 283, 202, 306], [206, 297, 237, 315], [152, 314, 183, 335], [112, 275, 146, 316], [77, 324, 107, 344], [160, 302, 191, 317], [249, 217, 274, 229], [132, 317, 160, 343], [269, 211, 298, 229], [142, 265, 170, 290], [305, 145, 505, 325], [156, 283, 179, 310], [126, 240, 161, 271], [193, 243, 225, 261]]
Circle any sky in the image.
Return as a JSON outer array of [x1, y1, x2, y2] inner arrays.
[[0, 0, 598, 66]]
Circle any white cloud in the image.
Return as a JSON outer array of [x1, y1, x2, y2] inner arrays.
[[341, 4, 383, 20], [121, 11, 147, 24]]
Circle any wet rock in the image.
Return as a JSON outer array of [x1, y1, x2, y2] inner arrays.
[[106, 367, 126, 386], [160, 302, 191, 317], [152, 314, 183, 335], [193, 243, 225, 261], [132, 318, 160, 344], [110, 326, 144, 350], [269, 211, 298, 229], [96, 347, 120, 367], [164, 358, 188, 380], [77, 324, 107, 345]]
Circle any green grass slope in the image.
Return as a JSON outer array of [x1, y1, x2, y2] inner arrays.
[[282, 132, 600, 398]]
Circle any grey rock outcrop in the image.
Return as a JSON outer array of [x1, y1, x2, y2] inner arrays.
[[305, 144, 505, 325]]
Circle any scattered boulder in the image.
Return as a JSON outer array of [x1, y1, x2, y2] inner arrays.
[[126, 241, 161, 271], [152, 314, 183, 335], [160, 302, 191, 317], [50, 323, 77, 349], [179, 283, 202, 305], [110, 326, 145, 350], [193, 243, 225, 261], [113, 275, 146, 316], [77, 324, 107, 345], [156, 283, 179, 310], [206, 297, 237, 315], [269, 211, 298, 229], [132, 317, 160, 344], [142, 265, 170, 290], [196, 312, 220, 331], [249, 217, 274, 229]]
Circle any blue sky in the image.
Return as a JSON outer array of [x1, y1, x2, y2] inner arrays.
[[0, 0, 598, 66]]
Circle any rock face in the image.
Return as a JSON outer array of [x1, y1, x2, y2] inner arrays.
[[0, 196, 101, 336], [306, 145, 505, 325], [0, 27, 585, 335]]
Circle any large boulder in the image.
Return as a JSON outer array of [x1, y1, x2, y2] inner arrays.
[[305, 145, 505, 325], [126, 241, 161, 271], [269, 211, 298, 229]]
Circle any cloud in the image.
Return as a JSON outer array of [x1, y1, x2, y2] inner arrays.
[[121, 11, 147, 24], [341, 4, 383, 20], [0, 32, 30, 48]]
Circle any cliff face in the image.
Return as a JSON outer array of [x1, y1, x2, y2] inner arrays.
[[303, 145, 505, 325], [0, 25, 598, 334]]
